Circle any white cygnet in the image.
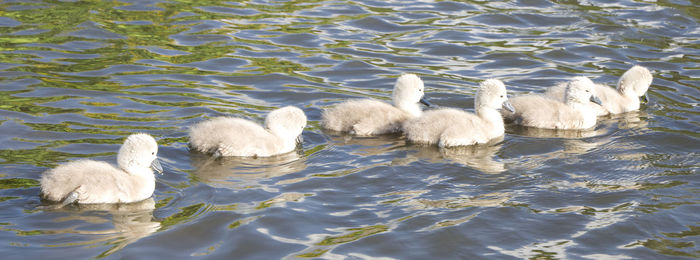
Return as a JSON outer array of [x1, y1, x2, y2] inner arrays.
[[503, 76, 603, 130], [40, 133, 163, 206], [544, 65, 652, 116], [403, 79, 514, 147], [189, 106, 307, 157], [321, 74, 431, 136]]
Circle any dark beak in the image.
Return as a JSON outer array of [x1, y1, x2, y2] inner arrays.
[[151, 158, 163, 174], [419, 98, 433, 107], [590, 95, 603, 105], [502, 100, 515, 112], [640, 93, 649, 104]]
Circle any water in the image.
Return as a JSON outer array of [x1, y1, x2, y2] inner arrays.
[[0, 0, 698, 259]]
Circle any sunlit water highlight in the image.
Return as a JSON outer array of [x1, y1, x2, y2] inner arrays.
[[0, 0, 698, 259]]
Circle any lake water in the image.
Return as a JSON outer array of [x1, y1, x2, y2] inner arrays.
[[0, 0, 698, 259]]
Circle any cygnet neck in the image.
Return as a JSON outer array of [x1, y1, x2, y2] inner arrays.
[[619, 89, 641, 107], [395, 100, 422, 118], [268, 127, 299, 152], [118, 153, 152, 177], [120, 163, 156, 177], [477, 106, 505, 133], [618, 83, 638, 97], [567, 101, 597, 128]]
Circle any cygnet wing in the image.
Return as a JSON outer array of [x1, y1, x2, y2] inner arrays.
[[403, 108, 466, 145]]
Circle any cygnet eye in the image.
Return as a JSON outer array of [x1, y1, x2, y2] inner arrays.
[[585, 90, 590, 93], [500, 95, 504, 98], [151, 152, 155, 155]]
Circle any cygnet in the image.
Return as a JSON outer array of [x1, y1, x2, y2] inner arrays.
[[189, 106, 307, 157], [403, 79, 514, 147], [544, 65, 652, 116], [321, 74, 431, 136], [503, 76, 603, 130], [40, 133, 163, 206]]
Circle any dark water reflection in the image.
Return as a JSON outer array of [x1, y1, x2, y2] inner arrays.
[[1, 0, 698, 259]]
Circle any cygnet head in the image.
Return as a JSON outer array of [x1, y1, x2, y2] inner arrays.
[[618, 65, 653, 103], [392, 74, 430, 117], [265, 106, 307, 141], [565, 76, 603, 106], [117, 133, 162, 175], [476, 79, 514, 112]]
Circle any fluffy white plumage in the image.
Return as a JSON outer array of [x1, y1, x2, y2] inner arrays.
[[503, 76, 602, 130], [40, 133, 162, 205], [189, 106, 307, 157], [403, 79, 514, 147], [321, 74, 430, 136], [544, 66, 652, 116]]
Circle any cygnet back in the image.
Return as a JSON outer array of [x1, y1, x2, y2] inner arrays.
[[189, 106, 307, 157], [265, 106, 307, 149], [321, 74, 430, 136], [618, 65, 652, 99], [505, 76, 602, 130], [403, 79, 513, 147], [544, 66, 652, 115], [40, 133, 162, 205]]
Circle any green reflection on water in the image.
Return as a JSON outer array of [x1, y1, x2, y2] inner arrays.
[[628, 233, 699, 258], [255, 192, 310, 210], [315, 225, 388, 246], [212, 203, 237, 211], [67, 121, 170, 131], [433, 213, 478, 229], [122, 91, 273, 112], [303, 144, 325, 157], [227, 216, 258, 230], [664, 225, 699, 239], [638, 180, 687, 190], [0, 196, 20, 202], [158, 202, 206, 230], [242, 57, 310, 74], [22, 122, 137, 136], [311, 168, 357, 178], [158, 136, 189, 146], [4, 228, 44, 236], [83, 112, 162, 122], [0, 0, 695, 258], [638, 200, 696, 214], [0, 178, 39, 189], [79, 101, 119, 107], [297, 248, 329, 258], [0, 90, 84, 116], [0, 148, 112, 167], [155, 196, 173, 209]]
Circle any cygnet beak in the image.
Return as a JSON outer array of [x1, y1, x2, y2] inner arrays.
[[502, 100, 515, 112], [590, 95, 603, 105], [640, 93, 649, 104], [151, 158, 163, 174], [419, 98, 433, 107]]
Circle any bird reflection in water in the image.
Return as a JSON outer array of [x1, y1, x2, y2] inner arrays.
[[507, 124, 608, 155], [402, 137, 507, 174], [39, 198, 160, 257], [190, 151, 307, 189]]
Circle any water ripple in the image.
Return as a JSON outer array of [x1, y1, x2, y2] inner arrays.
[[0, 0, 697, 258]]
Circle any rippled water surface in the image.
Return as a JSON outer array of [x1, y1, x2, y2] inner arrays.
[[1, 0, 698, 259]]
